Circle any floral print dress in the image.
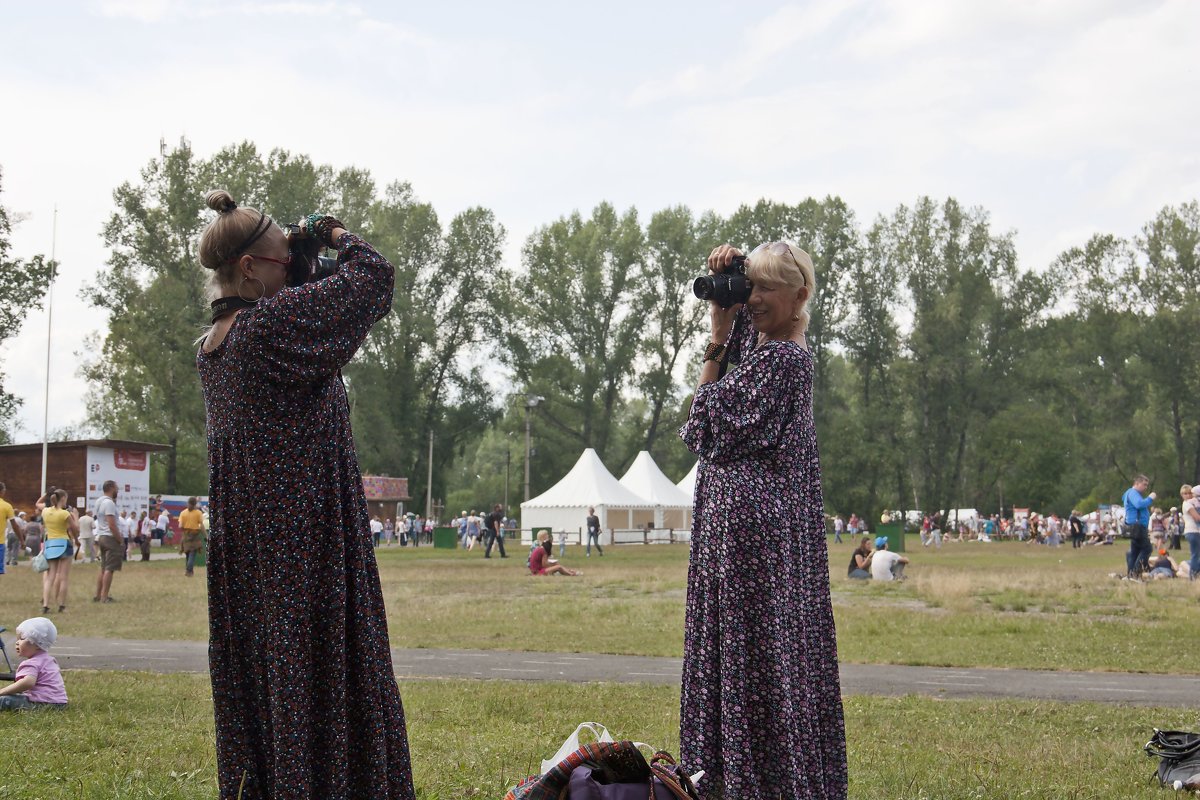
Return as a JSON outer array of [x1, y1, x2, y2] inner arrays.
[[197, 234, 415, 800], [679, 309, 847, 799]]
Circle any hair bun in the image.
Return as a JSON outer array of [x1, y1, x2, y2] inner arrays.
[[205, 189, 238, 214]]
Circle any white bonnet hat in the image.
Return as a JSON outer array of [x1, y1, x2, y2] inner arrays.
[[17, 617, 57, 651]]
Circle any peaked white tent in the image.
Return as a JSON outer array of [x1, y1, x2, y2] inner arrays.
[[520, 448, 655, 543], [677, 461, 698, 497], [618, 451, 693, 531]]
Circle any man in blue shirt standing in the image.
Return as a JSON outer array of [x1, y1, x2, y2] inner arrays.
[[1123, 474, 1157, 579]]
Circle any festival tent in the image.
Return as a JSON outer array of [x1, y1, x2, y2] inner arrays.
[[677, 461, 698, 497], [618, 451, 694, 531], [520, 448, 655, 543]]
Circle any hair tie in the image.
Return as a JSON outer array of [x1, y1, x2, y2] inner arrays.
[[223, 199, 238, 213]]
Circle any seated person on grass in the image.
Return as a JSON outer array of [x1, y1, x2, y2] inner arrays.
[[0, 617, 67, 711], [870, 537, 909, 582], [1148, 548, 1178, 580], [530, 531, 581, 577], [847, 535, 873, 579]]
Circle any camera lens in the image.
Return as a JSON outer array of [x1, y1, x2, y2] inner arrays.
[[692, 276, 715, 300]]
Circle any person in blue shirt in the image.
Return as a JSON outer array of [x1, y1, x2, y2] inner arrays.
[[1123, 475, 1157, 578]]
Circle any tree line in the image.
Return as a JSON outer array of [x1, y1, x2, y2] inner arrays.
[[2, 141, 1196, 529]]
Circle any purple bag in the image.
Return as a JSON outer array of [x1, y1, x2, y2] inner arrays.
[[567, 751, 699, 800]]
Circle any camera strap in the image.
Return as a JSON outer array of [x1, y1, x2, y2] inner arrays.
[[210, 296, 258, 324]]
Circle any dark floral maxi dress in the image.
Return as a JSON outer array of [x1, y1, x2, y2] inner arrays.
[[679, 311, 847, 799], [197, 234, 415, 800]]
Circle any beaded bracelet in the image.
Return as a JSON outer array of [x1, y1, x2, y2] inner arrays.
[[702, 342, 727, 363], [305, 214, 347, 248]]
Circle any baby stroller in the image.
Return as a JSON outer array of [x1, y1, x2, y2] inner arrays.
[[0, 627, 16, 680]]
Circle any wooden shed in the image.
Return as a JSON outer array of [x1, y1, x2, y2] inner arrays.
[[0, 439, 171, 516]]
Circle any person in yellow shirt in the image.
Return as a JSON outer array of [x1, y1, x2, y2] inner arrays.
[[0, 482, 17, 573], [35, 489, 79, 613], [178, 497, 205, 577]]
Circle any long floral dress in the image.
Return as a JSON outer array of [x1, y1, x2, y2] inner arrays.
[[679, 309, 847, 799], [197, 234, 415, 800]]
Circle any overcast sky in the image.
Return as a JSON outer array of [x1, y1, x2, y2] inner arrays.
[[2, 0, 1198, 442]]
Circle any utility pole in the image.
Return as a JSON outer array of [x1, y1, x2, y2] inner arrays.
[[40, 206, 58, 496], [524, 395, 544, 502], [504, 449, 510, 512], [425, 429, 433, 520]]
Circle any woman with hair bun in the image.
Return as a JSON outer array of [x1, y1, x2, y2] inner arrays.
[[679, 242, 847, 799], [197, 190, 414, 799]]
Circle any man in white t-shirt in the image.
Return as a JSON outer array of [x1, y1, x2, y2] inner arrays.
[[77, 509, 96, 563], [118, 511, 134, 559], [93, 481, 122, 602], [870, 537, 909, 582], [155, 509, 170, 546]]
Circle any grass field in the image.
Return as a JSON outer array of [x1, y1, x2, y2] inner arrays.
[[1, 537, 1195, 673], [0, 671, 1193, 799]]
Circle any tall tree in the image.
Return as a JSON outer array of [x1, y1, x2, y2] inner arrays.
[[501, 203, 648, 477], [344, 183, 507, 512], [0, 168, 56, 441], [889, 197, 1024, 519], [639, 206, 719, 457]]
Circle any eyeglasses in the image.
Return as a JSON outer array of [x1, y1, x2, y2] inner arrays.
[[248, 252, 293, 268], [749, 242, 807, 286]]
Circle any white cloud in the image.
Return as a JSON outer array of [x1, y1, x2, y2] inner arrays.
[[97, 0, 365, 20], [627, 0, 860, 107]]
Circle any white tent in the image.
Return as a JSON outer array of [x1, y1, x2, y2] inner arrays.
[[520, 448, 655, 543], [618, 451, 693, 531], [677, 461, 698, 497]]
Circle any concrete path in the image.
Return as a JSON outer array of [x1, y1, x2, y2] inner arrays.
[[35, 636, 1195, 707]]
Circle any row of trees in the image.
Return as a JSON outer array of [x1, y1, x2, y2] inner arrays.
[[3, 141, 1196, 528]]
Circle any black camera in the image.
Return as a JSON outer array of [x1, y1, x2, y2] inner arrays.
[[283, 224, 339, 288], [692, 255, 751, 308]]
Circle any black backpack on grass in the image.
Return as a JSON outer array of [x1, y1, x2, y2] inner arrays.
[[1145, 729, 1200, 789]]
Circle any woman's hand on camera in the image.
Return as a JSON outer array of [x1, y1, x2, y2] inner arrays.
[[709, 302, 739, 344], [707, 244, 743, 274], [294, 214, 349, 248]]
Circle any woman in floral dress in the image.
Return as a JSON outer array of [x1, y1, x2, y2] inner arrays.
[[196, 190, 414, 800], [679, 241, 847, 799]]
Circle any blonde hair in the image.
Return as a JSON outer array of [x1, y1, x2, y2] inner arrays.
[[746, 241, 816, 332], [536, 530, 551, 544], [1181, 484, 1193, 497], [198, 189, 274, 302]]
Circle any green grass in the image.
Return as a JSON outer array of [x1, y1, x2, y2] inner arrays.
[[0, 671, 1194, 799], [2, 538, 1197, 672]]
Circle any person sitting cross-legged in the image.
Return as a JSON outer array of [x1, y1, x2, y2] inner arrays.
[[869, 536, 909, 582]]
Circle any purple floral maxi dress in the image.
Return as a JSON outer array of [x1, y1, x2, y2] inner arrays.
[[197, 234, 415, 800], [679, 310, 847, 799]]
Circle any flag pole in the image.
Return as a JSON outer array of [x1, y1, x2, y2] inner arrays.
[[40, 205, 58, 496]]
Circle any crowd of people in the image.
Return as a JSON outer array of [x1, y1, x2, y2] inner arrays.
[[0, 481, 210, 614], [830, 476, 1200, 582]]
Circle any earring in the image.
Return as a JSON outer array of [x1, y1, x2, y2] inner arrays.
[[792, 313, 801, 321], [237, 277, 266, 303]]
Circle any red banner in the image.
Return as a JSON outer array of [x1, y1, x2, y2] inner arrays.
[[114, 450, 147, 471]]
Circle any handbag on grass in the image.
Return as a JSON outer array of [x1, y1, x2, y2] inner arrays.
[[567, 749, 699, 800], [505, 740, 699, 800]]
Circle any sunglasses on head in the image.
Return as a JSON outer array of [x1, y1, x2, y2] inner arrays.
[[749, 242, 806, 285]]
